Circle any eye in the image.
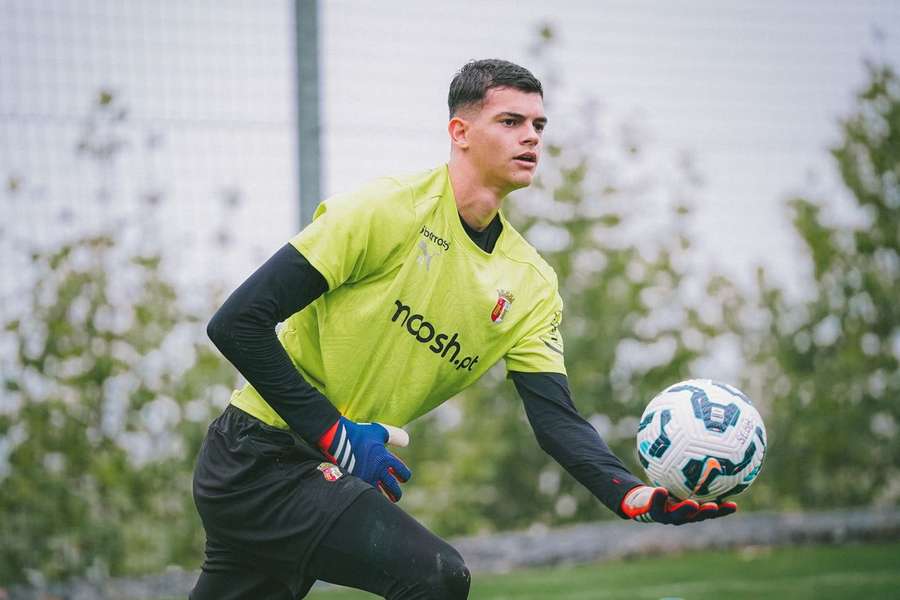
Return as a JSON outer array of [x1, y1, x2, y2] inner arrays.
[[501, 118, 518, 127], [535, 122, 545, 133]]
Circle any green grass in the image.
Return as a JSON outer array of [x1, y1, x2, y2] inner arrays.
[[305, 541, 900, 599]]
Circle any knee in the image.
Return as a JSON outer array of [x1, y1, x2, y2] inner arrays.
[[427, 548, 471, 599]]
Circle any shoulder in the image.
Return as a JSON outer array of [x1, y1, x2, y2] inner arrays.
[[315, 167, 445, 225], [318, 175, 412, 217]]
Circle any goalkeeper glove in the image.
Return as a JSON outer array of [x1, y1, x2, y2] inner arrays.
[[621, 485, 737, 525], [318, 417, 412, 502]]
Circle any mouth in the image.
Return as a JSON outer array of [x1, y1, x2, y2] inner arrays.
[[513, 152, 537, 167]]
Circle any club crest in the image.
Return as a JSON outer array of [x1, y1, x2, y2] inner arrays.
[[491, 289, 515, 323], [317, 462, 343, 482]]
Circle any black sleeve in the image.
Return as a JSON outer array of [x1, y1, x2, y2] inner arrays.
[[206, 243, 340, 443], [510, 371, 644, 518]]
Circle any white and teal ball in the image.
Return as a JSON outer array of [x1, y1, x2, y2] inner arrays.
[[635, 379, 766, 503]]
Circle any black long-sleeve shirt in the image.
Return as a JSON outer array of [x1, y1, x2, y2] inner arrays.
[[208, 216, 642, 517]]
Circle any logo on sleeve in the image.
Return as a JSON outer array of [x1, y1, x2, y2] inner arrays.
[[491, 290, 515, 323], [540, 310, 564, 355]]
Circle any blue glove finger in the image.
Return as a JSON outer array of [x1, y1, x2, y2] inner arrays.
[[385, 453, 412, 483], [376, 452, 411, 502], [367, 422, 390, 444], [378, 468, 404, 502]]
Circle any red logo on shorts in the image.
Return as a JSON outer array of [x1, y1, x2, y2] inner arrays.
[[317, 462, 343, 482], [491, 290, 515, 323]]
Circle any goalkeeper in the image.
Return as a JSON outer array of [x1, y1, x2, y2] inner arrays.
[[190, 59, 736, 600]]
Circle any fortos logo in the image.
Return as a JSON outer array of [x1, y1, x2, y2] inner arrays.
[[391, 300, 479, 371], [420, 225, 450, 251]]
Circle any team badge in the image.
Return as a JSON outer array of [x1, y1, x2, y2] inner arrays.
[[491, 289, 515, 323], [317, 462, 343, 482]]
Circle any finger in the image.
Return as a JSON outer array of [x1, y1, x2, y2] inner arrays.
[[712, 501, 738, 519], [368, 423, 390, 444], [647, 487, 671, 521], [691, 502, 720, 522], [387, 467, 409, 488], [386, 454, 412, 483], [378, 471, 403, 502], [381, 424, 410, 448], [376, 482, 399, 503], [665, 498, 700, 525]]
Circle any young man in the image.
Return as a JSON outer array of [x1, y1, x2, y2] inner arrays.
[[191, 59, 736, 600]]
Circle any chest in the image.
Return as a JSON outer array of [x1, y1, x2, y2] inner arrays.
[[387, 229, 534, 348]]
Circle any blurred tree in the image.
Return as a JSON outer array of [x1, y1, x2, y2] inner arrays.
[[744, 62, 900, 509], [0, 91, 237, 584]]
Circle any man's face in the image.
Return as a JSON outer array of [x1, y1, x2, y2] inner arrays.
[[456, 87, 546, 193]]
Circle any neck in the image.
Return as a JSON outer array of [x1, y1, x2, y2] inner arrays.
[[448, 157, 506, 231]]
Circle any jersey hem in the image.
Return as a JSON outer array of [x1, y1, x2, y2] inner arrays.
[[231, 392, 291, 429], [506, 366, 567, 377]]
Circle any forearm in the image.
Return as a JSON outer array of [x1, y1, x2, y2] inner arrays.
[[511, 371, 643, 517], [207, 244, 340, 443]]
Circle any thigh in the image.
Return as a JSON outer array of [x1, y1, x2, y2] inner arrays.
[[190, 566, 296, 600], [193, 406, 372, 592], [306, 489, 470, 599]]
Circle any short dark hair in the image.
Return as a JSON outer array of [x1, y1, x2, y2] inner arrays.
[[448, 59, 543, 117]]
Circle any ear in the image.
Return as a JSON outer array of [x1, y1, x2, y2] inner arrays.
[[448, 116, 469, 149]]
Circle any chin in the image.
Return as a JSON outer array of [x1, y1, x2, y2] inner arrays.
[[510, 173, 534, 190], [491, 167, 534, 194]]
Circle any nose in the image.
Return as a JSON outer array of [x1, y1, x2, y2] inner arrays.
[[522, 124, 540, 147]]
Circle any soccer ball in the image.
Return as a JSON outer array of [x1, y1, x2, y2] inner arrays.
[[635, 379, 766, 503]]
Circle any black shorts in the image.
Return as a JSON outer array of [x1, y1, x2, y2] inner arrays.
[[192, 405, 371, 596]]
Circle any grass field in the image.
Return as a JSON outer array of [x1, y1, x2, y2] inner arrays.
[[305, 541, 900, 599]]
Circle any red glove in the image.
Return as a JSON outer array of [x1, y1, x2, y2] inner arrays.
[[621, 486, 737, 525]]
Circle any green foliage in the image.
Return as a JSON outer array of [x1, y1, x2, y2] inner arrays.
[[0, 90, 237, 585], [0, 234, 235, 584], [743, 62, 900, 508]]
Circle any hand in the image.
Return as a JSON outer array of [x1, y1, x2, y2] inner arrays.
[[621, 485, 737, 525], [318, 417, 412, 502]]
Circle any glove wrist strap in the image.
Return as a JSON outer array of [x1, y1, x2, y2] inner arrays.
[[318, 418, 341, 451], [620, 485, 653, 518]]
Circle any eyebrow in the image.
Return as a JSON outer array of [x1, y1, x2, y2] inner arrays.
[[497, 111, 548, 126]]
